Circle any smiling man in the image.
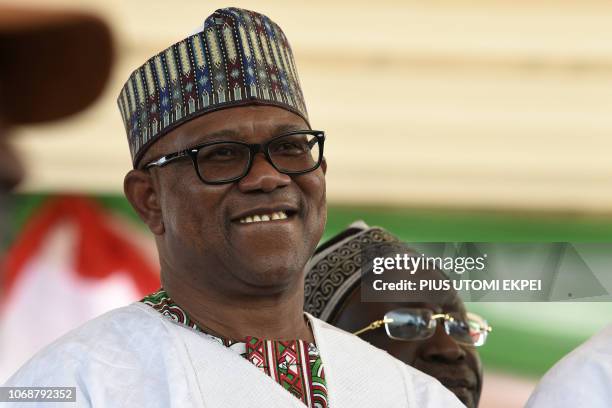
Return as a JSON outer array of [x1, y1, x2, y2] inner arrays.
[[5, 8, 464, 407]]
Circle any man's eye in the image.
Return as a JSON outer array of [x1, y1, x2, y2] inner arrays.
[[201, 146, 239, 160], [213, 148, 234, 156], [281, 142, 302, 150], [273, 141, 307, 154]]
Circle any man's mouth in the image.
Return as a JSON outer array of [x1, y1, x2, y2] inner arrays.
[[238, 210, 289, 224], [414, 362, 478, 390], [444, 383, 475, 407], [439, 377, 476, 390], [437, 377, 477, 407], [232, 204, 299, 225]]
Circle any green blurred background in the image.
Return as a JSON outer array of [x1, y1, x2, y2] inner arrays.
[[7, 193, 612, 380]]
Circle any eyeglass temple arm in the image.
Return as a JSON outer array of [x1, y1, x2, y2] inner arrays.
[[145, 151, 188, 168], [431, 313, 452, 321], [352, 318, 394, 336]]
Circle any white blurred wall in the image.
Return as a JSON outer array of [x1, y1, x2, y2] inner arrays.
[[9, 0, 612, 212]]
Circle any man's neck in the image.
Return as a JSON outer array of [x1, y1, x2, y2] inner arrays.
[[162, 276, 314, 343]]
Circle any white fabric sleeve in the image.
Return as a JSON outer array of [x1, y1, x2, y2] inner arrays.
[[400, 363, 467, 407], [3, 348, 92, 408], [526, 325, 612, 408]]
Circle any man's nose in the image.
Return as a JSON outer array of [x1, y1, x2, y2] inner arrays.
[[420, 323, 467, 363], [237, 153, 291, 193]]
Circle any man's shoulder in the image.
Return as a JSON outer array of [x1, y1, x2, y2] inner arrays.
[[540, 323, 612, 377], [526, 324, 612, 408], [570, 323, 612, 358], [4, 303, 198, 406], [38, 302, 164, 352], [313, 316, 438, 375], [310, 316, 393, 358], [309, 316, 465, 407], [4, 303, 167, 385], [310, 315, 419, 372]]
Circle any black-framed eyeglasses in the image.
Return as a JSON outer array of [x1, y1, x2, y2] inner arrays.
[[144, 130, 325, 185], [353, 308, 493, 347]]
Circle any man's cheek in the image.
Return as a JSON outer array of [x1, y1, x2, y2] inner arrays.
[[305, 174, 327, 216], [299, 169, 325, 192], [313, 170, 326, 194]]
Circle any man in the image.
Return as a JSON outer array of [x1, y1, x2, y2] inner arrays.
[[525, 324, 612, 408], [305, 222, 488, 407], [5, 8, 464, 407]]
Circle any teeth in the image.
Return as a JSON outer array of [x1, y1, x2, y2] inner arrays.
[[239, 211, 288, 224]]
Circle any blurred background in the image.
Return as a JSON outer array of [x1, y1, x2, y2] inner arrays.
[[2, 1, 612, 407]]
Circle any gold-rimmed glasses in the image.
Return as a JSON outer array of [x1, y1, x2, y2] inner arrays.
[[353, 308, 493, 347]]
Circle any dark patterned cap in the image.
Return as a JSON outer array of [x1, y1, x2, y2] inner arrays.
[[117, 7, 309, 168], [304, 221, 407, 322]]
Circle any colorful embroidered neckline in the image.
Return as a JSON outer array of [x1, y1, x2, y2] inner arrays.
[[141, 288, 328, 407]]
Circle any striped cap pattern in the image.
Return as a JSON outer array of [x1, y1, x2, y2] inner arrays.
[[117, 8, 309, 167]]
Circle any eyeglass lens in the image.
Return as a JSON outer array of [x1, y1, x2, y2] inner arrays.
[[268, 133, 320, 172], [384, 309, 437, 341], [383, 308, 489, 346], [195, 133, 320, 183]]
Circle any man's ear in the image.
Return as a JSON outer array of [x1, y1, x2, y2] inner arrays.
[[124, 169, 165, 235], [321, 156, 327, 174]]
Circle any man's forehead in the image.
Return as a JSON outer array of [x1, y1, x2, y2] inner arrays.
[[143, 105, 308, 158]]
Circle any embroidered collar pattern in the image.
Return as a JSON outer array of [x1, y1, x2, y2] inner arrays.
[[142, 288, 328, 407]]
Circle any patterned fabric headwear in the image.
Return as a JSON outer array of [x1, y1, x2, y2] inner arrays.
[[117, 7, 309, 168], [304, 221, 408, 322]]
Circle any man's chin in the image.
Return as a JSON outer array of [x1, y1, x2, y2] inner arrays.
[[229, 222, 305, 253], [449, 387, 475, 408], [232, 259, 306, 292]]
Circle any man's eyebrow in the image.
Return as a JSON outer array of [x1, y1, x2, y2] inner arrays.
[[197, 128, 242, 142], [196, 123, 308, 144], [272, 123, 308, 134]]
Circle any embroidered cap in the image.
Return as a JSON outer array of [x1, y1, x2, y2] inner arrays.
[[117, 7, 309, 168], [304, 221, 407, 322]]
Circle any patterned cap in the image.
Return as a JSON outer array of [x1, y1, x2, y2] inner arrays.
[[117, 7, 309, 167], [304, 221, 408, 322]]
